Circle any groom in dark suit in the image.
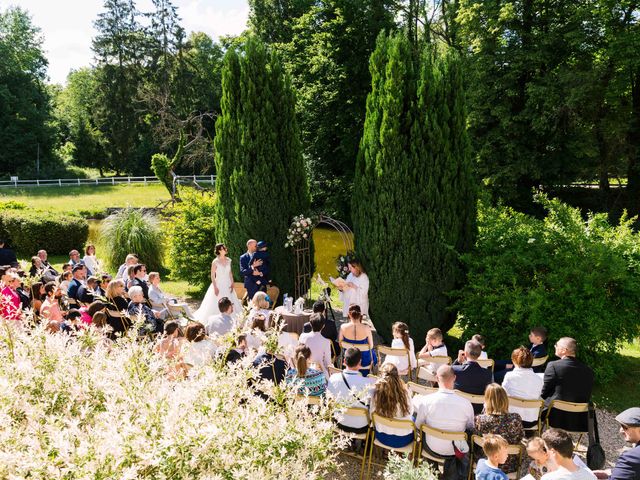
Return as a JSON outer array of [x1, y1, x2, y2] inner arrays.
[[239, 239, 264, 302]]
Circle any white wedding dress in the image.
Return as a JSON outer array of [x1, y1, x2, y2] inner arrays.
[[194, 259, 243, 323]]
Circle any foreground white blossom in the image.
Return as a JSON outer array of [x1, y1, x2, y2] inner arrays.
[[0, 322, 341, 479]]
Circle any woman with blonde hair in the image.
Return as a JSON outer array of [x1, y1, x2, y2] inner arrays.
[[104, 279, 131, 337], [339, 304, 376, 375], [83, 244, 99, 276], [370, 364, 414, 448], [286, 344, 327, 396], [247, 291, 272, 328], [474, 383, 524, 473]]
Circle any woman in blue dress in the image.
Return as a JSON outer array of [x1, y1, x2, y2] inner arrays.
[[339, 304, 377, 376]]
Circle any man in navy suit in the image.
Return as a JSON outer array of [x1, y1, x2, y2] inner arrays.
[[239, 239, 264, 302], [67, 264, 86, 301], [453, 339, 493, 413], [595, 407, 640, 480]]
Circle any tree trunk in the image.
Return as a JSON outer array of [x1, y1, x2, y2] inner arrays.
[[626, 69, 640, 216]]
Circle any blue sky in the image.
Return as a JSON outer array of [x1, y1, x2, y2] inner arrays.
[[3, 0, 249, 84]]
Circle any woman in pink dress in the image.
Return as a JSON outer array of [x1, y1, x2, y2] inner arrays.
[[1, 273, 23, 322]]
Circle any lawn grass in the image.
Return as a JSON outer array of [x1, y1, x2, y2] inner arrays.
[[593, 340, 640, 413], [0, 184, 171, 216]]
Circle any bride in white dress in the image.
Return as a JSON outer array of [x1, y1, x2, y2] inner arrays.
[[194, 243, 243, 323]]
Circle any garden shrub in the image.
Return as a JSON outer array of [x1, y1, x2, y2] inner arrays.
[[166, 189, 216, 293], [455, 193, 640, 383], [101, 207, 164, 272], [0, 209, 88, 256], [0, 324, 339, 478]]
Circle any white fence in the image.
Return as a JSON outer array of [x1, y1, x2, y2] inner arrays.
[[0, 175, 216, 188]]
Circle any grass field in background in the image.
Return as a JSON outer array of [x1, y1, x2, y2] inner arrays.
[[0, 184, 171, 215]]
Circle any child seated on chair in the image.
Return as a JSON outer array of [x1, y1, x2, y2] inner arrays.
[[475, 434, 509, 480], [473, 334, 489, 359], [417, 327, 448, 374], [383, 322, 417, 375], [526, 437, 588, 480], [495, 326, 548, 382]]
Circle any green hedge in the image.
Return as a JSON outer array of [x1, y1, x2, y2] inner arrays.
[[454, 193, 640, 383], [0, 210, 89, 256]]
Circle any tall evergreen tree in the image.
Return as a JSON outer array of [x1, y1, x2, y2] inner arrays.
[[214, 37, 309, 296], [352, 33, 475, 341]]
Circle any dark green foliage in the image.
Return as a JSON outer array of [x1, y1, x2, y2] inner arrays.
[[167, 189, 216, 293], [455, 194, 640, 383], [150, 131, 184, 197], [352, 33, 476, 342], [214, 36, 310, 296], [0, 210, 88, 256], [0, 7, 58, 178], [101, 208, 164, 272]]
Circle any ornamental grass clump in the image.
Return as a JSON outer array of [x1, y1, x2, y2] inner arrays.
[[101, 207, 164, 272], [0, 322, 341, 479]]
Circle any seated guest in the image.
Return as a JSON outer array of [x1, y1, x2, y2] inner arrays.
[[40, 282, 64, 329], [542, 337, 594, 432], [68, 249, 82, 268], [327, 347, 376, 433], [252, 340, 288, 390], [302, 300, 340, 357], [77, 276, 99, 304], [474, 383, 524, 473], [16, 272, 30, 310], [0, 239, 18, 267], [473, 334, 489, 360], [530, 326, 549, 372], [61, 263, 73, 273], [593, 407, 640, 480], [148, 272, 168, 316], [383, 321, 417, 376], [414, 364, 474, 456], [155, 321, 185, 360], [116, 254, 138, 280], [418, 327, 448, 361], [204, 297, 236, 337], [286, 344, 327, 397], [37, 250, 59, 282], [127, 285, 163, 336], [453, 340, 493, 409], [527, 437, 588, 480], [247, 291, 272, 328], [182, 322, 217, 371], [59, 271, 73, 294], [29, 256, 44, 278], [245, 313, 267, 351], [299, 313, 333, 375], [1, 273, 23, 321], [225, 335, 248, 364], [104, 279, 131, 337], [82, 244, 99, 276], [95, 274, 110, 298], [475, 434, 510, 480], [66, 265, 87, 301], [339, 304, 376, 376], [130, 264, 149, 300], [60, 309, 82, 334], [502, 346, 544, 427], [30, 282, 45, 316], [369, 364, 414, 448], [541, 429, 596, 480]]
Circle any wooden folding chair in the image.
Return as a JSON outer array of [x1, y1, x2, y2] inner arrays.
[[407, 382, 438, 398], [546, 400, 590, 449], [416, 356, 452, 384], [341, 340, 375, 376], [508, 396, 544, 436], [377, 345, 414, 381], [469, 434, 523, 480], [328, 365, 342, 376], [367, 413, 419, 479], [455, 390, 486, 413], [418, 424, 467, 473], [476, 358, 495, 372], [334, 406, 371, 480], [532, 355, 548, 368]]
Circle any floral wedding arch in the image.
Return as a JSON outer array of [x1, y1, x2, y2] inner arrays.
[[285, 214, 354, 299]]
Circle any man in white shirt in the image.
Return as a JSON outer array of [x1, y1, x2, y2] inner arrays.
[[413, 364, 475, 456], [541, 428, 596, 480], [327, 348, 375, 433], [204, 297, 235, 337], [299, 313, 333, 374]]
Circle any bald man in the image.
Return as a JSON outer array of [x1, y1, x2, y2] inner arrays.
[[542, 337, 594, 432]]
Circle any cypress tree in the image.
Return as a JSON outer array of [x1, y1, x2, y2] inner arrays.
[[214, 37, 309, 296], [352, 34, 475, 342]]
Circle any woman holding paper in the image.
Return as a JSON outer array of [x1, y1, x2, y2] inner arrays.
[[337, 260, 369, 319]]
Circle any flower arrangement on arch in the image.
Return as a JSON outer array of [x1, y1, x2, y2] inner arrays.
[[336, 251, 356, 279], [285, 214, 317, 248]]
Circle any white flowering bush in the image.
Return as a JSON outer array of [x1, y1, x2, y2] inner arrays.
[[0, 322, 341, 479], [285, 214, 316, 248]]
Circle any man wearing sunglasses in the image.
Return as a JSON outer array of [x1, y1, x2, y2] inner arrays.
[[595, 407, 640, 480]]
